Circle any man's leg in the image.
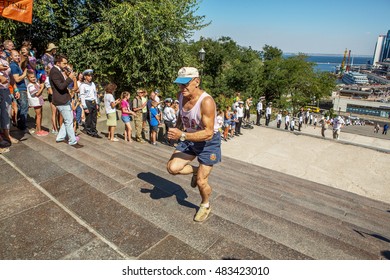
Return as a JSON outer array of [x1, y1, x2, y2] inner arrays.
[[196, 164, 213, 205], [57, 105, 77, 144], [17, 91, 28, 130], [85, 101, 93, 134], [134, 115, 143, 142], [193, 163, 213, 222], [90, 104, 98, 134], [167, 150, 196, 176]]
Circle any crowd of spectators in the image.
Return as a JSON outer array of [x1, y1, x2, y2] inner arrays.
[[0, 39, 188, 152]]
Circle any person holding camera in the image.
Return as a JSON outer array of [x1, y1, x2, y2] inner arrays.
[[50, 54, 79, 146]]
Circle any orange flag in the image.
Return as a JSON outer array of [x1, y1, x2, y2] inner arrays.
[[0, 0, 34, 24]]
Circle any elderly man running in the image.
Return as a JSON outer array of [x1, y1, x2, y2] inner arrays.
[[167, 67, 221, 222]]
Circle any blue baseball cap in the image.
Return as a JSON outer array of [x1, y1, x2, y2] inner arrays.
[[83, 69, 93, 76]]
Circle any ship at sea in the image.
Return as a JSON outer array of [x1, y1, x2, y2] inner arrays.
[[341, 71, 369, 85]]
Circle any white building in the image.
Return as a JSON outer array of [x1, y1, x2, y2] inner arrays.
[[373, 35, 386, 66]]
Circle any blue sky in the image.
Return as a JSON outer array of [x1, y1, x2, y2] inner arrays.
[[192, 0, 390, 55]]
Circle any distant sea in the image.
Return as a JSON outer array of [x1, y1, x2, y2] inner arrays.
[[284, 54, 372, 73]]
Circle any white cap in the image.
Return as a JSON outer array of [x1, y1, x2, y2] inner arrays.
[[173, 67, 199, 84]]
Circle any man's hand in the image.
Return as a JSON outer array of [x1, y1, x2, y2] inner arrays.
[[167, 127, 181, 140], [68, 72, 75, 80]]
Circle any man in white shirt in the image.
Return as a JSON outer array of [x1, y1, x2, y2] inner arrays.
[[265, 103, 272, 126], [285, 113, 290, 130], [276, 111, 282, 128], [79, 69, 101, 138], [235, 101, 244, 135], [332, 116, 345, 140], [256, 98, 263, 126]]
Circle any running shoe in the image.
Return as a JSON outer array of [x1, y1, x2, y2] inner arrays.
[[194, 205, 211, 222]]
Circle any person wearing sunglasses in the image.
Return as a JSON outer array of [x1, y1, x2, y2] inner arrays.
[[166, 67, 221, 222]]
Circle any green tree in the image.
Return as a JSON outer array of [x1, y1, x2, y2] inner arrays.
[[261, 44, 283, 61], [59, 0, 206, 93], [1, 1, 144, 52]]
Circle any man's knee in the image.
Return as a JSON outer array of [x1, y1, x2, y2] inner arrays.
[[166, 161, 180, 175]]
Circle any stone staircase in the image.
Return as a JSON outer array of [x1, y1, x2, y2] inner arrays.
[[1, 128, 390, 260]]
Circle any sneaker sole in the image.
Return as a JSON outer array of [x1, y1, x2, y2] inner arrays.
[[193, 206, 211, 222], [191, 174, 198, 188]]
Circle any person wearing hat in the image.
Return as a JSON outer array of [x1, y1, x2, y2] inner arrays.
[[162, 98, 176, 146], [41, 43, 58, 71], [79, 69, 101, 138], [166, 67, 221, 222], [132, 89, 148, 143]]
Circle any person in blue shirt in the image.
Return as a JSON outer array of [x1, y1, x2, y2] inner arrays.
[[149, 100, 160, 145], [9, 50, 29, 131]]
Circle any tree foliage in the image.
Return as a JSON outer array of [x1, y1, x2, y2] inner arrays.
[[1, 1, 335, 107], [60, 0, 206, 93]]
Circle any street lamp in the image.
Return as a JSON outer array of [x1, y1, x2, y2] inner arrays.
[[198, 48, 206, 87], [198, 48, 206, 62]]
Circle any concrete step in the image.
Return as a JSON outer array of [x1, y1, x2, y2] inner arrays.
[[34, 133, 390, 254], [22, 133, 305, 259], [213, 195, 380, 259], [3, 131, 389, 260], [4, 136, 274, 259]]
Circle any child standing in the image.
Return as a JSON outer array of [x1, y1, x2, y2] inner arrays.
[[120, 91, 136, 142], [26, 72, 48, 136], [103, 83, 120, 141], [149, 100, 160, 145]]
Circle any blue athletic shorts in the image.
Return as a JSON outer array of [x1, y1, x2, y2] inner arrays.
[[175, 132, 221, 166], [150, 125, 159, 132]]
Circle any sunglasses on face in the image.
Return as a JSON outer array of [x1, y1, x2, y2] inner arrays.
[[178, 78, 194, 87]]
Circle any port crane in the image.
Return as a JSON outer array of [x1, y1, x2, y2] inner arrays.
[[341, 48, 348, 73]]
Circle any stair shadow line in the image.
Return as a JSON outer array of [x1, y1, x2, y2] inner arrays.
[[138, 172, 197, 210]]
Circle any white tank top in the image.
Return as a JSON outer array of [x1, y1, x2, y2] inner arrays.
[[179, 91, 219, 133]]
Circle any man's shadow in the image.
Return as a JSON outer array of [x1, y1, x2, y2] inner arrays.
[[138, 172, 197, 210]]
